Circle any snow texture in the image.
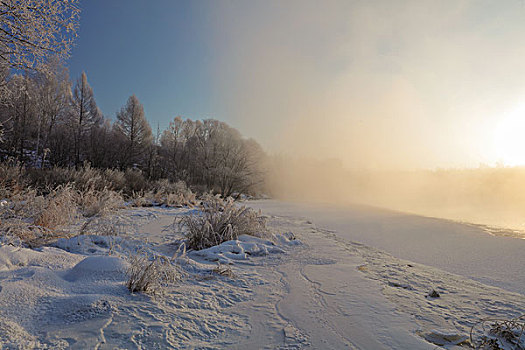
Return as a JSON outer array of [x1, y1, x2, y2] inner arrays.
[[0, 202, 522, 349]]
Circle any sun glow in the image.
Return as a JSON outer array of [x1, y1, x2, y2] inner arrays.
[[493, 104, 525, 166]]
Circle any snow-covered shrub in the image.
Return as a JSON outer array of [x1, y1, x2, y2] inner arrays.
[[102, 168, 126, 191], [126, 253, 180, 294], [180, 196, 267, 250], [199, 192, 225, 209], [69, 165, 105, 192], [1, 188, 38, 245], [3, 188, 42, 218], [79, 216, 124, 238], [27, 165, 106, 192], [26, 165, 148, 195], [0, 219, 50, 247]]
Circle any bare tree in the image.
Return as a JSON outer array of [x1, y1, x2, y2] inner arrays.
[[114, 94, 153, 169]]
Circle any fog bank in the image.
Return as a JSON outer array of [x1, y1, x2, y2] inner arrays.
[[266, 159, 525, 232]]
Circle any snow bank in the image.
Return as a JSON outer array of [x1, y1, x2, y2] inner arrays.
[[190, 234, 295, 264], [63, 256, 129, 282]]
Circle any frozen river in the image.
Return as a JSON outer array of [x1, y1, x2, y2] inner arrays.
[[248, 200, 525, 295]]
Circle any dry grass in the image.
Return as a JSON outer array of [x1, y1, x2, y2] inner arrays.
[[79, 216, 125, 237], [470, 314, 525, 349], [0, 185, 78, 246], [34, 185, 78, 229], [78, 187, 124, 217], [212, 262, 234, 277], [0, 181, 123, 246], [0, 162, 196, 246], [126, 252, 181, 295], [130, 190, 155, 207], [155, 179, 196, 207], [180, 195, 267, 250], [0, 220, 53, 247], [0, 161, 26, 197], [131, 180, 196, 208], [26, 165, 148, 195]]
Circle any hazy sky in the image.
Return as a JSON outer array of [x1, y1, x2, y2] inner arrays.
[[69, 0, 525, 169]]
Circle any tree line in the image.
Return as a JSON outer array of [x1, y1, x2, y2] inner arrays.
[[0, 0, 265, 196]]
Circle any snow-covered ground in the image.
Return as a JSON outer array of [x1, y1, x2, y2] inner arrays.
[[0, 201, 523, 349]]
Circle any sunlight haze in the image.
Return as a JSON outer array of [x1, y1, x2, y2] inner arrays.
[[208, 0, 525, 169]]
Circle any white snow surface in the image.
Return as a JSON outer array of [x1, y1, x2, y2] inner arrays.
[[247, 200, 525, 295], [0, 203, 523, 349]]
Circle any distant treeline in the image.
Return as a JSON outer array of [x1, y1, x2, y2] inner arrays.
[[0, 67, 265, 196]]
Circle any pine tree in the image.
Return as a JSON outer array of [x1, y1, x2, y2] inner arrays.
[[69, 72, 101, 167]]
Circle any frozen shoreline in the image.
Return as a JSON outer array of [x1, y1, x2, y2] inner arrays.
[[0, 203, 523, 348]]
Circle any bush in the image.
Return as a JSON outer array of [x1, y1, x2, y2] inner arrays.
[[126, 252, 180, 294], [129, 190, 153, 207], [102, 168, 126, 191], [180, 195, 267, 250], [0, 161, 201, 246]]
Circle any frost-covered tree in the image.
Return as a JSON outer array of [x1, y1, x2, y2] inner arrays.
[[0, 0, 80, 143], [114, 94, 153, 168], [196, 120, 264, 196], [157, 117, 265, 196], [34, 59, 71, 165], [69, 72, 101, 167], [87, 117, 119, 168], [0, 73, 38, 160], [159, 116, 196, 180], [0, 0, 80, 73]]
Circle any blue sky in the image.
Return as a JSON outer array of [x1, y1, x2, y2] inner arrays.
[[68, 0, 220, 131], [67, 1, 525, 169]]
